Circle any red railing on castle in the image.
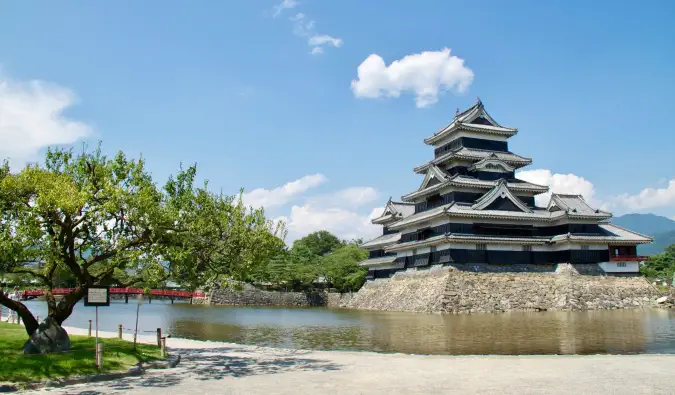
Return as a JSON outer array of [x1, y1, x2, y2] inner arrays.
[[21, 288, 206, 299]]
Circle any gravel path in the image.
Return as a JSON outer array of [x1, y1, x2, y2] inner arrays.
[[24, 327, 675, 395]]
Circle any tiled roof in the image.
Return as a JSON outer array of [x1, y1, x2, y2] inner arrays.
[[548, 194, 604, 215], [424, 100, 517, 145], [414, 148, 532, 173], [391, 202, 415, 217], [468, 154, 516, 172], [401, 175, 548, 201], [471, 179, 533, 213], [357, 255, 398, 268], [360, 232, 402, 249], [385, 234, 447, 252], [371, 199, 415, 224], [390, 201, 613, 231], [388, 203, 455, 230]]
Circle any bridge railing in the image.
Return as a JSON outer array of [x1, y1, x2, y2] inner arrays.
[[21, 288, 206, 298]]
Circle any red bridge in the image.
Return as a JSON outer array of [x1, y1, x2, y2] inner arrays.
[[21, 288, 206, 300]]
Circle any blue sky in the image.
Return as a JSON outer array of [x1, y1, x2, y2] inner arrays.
[[1, 0, 674, 241]]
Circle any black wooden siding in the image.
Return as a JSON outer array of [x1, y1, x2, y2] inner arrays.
[[398, 223, 610, 243], [446, 166, 516, 181], [368, 249, 611, 276], [414, 191, 483, 213], [434, 137, 508, 158], [368, 249, 397, 259]]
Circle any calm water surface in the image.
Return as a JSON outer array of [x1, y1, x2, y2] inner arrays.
[[21, 300, 675, 355]]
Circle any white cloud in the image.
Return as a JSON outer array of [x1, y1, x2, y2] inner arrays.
[[306, 187, 379, 208], [277, 204, 381, 243], [244, 174, 383, 243], [289, 12, 304, 22], [308, 35, 342, 54], [273, 0, 298, 17], [274, 4, 342, 54], [350, 48, 474, 108], [242, 173, 326, 209], [611, 179, 675, 211], [290, 13, 315, 37], [517, 169, 599, 208], [0, 73, 92, 166]]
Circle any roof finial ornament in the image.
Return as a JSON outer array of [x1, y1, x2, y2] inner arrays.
[[476, 96, 482, 104], [456, 108, 459, 115]]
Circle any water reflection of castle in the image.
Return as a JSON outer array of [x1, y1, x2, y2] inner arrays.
[[358, 309, 653, 355]]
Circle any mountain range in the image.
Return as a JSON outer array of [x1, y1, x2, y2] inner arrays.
[[611, 213, 675, 256]]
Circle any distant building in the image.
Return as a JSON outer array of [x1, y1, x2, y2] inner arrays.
[[359, 99, 651, 279]]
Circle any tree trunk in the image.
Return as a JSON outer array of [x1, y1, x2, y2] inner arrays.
[[0, 291, 40, 336], [52, 287, 85, 326]]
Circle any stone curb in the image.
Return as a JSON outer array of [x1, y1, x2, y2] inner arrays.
[[0, 354, 181, 392]]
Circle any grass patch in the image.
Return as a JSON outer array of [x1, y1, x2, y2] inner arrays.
[[0, 321, 164, 384]]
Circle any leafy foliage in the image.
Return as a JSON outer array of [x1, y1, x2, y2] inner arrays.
[[320, 242, 368, 293], [291, 230, 344, 257], [0, 145, 285, 336], [251, 231, 368, 293], [640, 244, 675, 280]]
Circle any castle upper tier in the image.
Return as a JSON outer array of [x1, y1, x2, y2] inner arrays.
[[359, 99, 651, 279]]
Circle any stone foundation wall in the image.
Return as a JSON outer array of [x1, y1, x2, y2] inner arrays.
[[326, 292, 355, 308], [209, 286, 326, 307], [346, 265, 450, 313], [347, 264, 659, 314]]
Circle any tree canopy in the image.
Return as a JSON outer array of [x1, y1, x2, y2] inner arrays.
[[252, 231, 368, 293], [0, 146, 286, 336], [640, 244, 675, 280]]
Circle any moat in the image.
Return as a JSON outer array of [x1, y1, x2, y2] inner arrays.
[[20, 300, 675, 355]]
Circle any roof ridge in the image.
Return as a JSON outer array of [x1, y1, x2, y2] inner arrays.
[[604, 222, 654, 241]]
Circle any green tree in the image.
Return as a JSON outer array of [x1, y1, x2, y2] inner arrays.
[[0, 148, 176, 336], [292, 230, 344, 257], [640, 244, 675, 280], [319, 243, 368, 293], [163, 176, 286, 291], [0, 146, 285, 340]]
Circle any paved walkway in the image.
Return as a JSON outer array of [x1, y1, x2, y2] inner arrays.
[[24, 328, 675, 395]]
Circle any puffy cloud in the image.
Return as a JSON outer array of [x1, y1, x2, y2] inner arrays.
[[0, 73, 92, 166], [272, 0, 298, 17], [242, 173, 326, 210], [244, 174, 383, 243], [350, 48, 474, 108], [517, 169, 599, 208], [277, 204, 382, 243], [611, 179, 675, 211]]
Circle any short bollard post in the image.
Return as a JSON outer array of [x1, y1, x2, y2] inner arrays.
[[161, 337, 167, 358], [118, 324, 123, 339], [88, 320, 92, 337], [36, 315, 40, 324], [156, 328, 162, 347], [17, 315, 21, 326], [96, 342, 104, 370]]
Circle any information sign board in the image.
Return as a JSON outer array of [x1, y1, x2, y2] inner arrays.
[[84, 286, 110, 307]]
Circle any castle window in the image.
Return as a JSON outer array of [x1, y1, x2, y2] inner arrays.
[[522, 245, 532, 252], [617, 262, 627, 268], [476, 244, 487, 251], [581, 245, 590, 251]]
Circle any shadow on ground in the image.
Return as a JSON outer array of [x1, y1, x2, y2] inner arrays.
[[46, 346, 342, 394]]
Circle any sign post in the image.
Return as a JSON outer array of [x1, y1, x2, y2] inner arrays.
[[133, 294, 142, 351], [84, 286, 110, 370]]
